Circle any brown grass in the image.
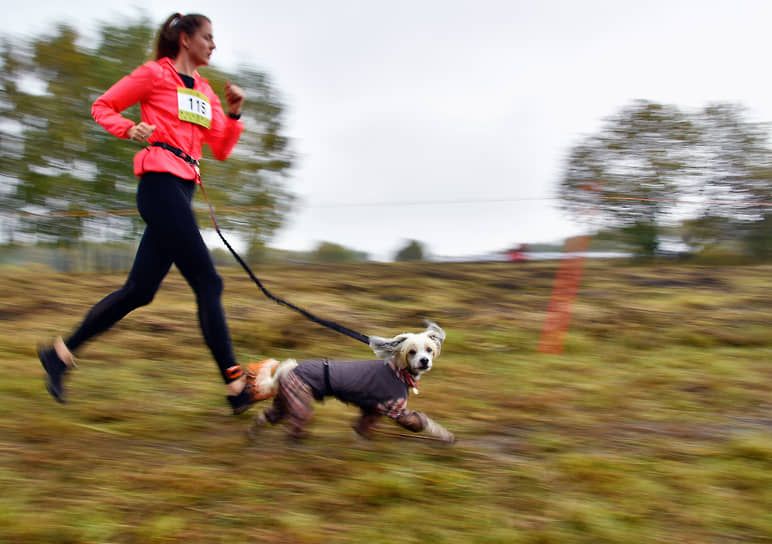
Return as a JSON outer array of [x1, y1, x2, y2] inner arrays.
[[0, 260, 770, 543]]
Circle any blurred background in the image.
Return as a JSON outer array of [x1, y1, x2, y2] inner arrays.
[[2, 0, 771, 267]]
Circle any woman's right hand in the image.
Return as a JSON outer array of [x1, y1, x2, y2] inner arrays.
[[127, 122, 156, 143]]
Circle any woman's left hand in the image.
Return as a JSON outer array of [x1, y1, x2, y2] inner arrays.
[[127, 122, 156, 143], [225, 81, 245, 116]]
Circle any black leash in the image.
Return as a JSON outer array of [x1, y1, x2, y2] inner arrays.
[[183, 160, 371, 345]]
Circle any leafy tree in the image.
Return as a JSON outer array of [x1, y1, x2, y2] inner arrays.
[[689, 104, 772, 258], [558, 100, 697, 254], [394, 240, 425, 261], [559, 100, 772, 258], [0, 18, 293, 246]]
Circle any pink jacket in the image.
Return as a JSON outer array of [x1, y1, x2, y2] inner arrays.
[[92, 57, 244, 181]]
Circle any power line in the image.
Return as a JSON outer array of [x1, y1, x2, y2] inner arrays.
[[598, 196, 772, 207], [10, 194, 772, 219], [310, 197, 554, 209]]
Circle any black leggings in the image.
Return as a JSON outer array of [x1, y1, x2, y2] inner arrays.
[[65, 172, 238, 383]]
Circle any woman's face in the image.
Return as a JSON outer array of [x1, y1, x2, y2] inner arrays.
[[184, 20, 216, 66]]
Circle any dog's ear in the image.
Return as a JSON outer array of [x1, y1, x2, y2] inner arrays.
[[369, 334, 409, 360], [424, 320, 446, 348]]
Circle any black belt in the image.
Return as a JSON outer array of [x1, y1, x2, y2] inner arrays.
[[151, 142, 199, 167], [322, 359, 333, 397]]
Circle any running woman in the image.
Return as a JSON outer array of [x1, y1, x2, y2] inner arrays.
[[38, 13, 267, 414]]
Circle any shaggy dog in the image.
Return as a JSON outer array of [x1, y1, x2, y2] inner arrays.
[[247, 321, 455, 443]]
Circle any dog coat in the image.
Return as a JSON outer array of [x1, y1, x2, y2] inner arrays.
[[293, 359, 409, 404], [285, 359, 426, 429]]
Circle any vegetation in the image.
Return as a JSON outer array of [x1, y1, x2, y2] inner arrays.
[[306, 241, 369, 263], [394, 239, 425, 262], [559, 101, 772, 257], [1, 260, 769, 543], [0, 18, 294, 246], [1, 16, 770, 542]]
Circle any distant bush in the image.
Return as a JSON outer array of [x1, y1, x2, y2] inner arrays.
[[308, 242, 369, 263], [394, 240, 425, 261]]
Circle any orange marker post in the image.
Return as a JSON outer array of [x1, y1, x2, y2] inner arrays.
[[537, 235, 591, 354], [538, 181, 602, 354]]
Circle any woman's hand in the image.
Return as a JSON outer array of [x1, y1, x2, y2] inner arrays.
[[127, 122, 156, 143], [224, 81, 245, 116]]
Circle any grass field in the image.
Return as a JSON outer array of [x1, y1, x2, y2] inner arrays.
[[1, 260, 770, 543]]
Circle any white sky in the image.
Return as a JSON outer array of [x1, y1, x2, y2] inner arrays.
[[6, 1, 772, 259]]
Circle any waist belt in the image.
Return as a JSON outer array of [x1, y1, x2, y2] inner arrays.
[[150, 142, 199, 167]]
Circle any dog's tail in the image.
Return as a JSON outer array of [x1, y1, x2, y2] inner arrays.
[[271, 359, 298, 386], [253, 358, 297, 398]]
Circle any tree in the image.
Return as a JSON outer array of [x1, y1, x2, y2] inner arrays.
[[689, 103, 772, 258], [309, 242, 368, 263], [558, 100, 772, 258], [0, 18, 293, 246], [558, 100, 697, 254], [394, 240, 425, 261]]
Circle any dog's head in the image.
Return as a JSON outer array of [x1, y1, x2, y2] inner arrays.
[[369, 320, 445, 378]]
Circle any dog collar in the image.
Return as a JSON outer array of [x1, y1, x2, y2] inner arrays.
[[400, 368, 420, 395]]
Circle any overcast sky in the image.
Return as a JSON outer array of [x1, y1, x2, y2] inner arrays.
[[6, 1, 772, 259]]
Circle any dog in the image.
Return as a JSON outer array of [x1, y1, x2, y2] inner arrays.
[[247, 320, 455, 443]]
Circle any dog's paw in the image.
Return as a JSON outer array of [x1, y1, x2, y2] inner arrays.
[[286, 428, 309, 445], [352, 424, 374, 440]]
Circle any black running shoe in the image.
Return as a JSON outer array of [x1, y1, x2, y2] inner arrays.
[[38, 347, 68, 403], [227, 391, 252, 414]]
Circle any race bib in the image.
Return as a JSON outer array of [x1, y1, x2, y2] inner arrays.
[[177, 88, 212, 128]]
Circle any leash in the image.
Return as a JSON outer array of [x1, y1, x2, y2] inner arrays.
[[370, 428, 449, 442], [199, 181, 371, 345], [153, 143, 372, 345]]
